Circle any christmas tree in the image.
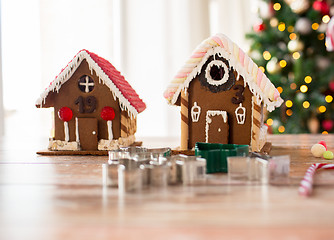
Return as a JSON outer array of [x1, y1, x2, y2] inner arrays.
[[246, 0, 334, 134]]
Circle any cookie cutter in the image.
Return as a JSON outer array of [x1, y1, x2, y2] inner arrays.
[[180, 155, 207, 185], [103, 148, 207, 190], [268, 155, 290, 184], [195, 142, 249, 173], [118, 158, 144, 192], [166, 155, 206, 185]]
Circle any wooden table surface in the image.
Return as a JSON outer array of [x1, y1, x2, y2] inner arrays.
[[1, 134, 334, 240]]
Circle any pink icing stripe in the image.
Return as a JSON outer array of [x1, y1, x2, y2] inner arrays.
[[239, 49, 245, 66], [212, 36, 223, 47], [190, 52, 206, 58], [175, 72, 189, 78], [257, 68, 263, 85]]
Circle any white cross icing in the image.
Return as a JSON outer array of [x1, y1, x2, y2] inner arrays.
[[80, 76, 94, 93]]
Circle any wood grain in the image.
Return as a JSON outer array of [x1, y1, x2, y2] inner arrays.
[[1, 134, 334, 240]]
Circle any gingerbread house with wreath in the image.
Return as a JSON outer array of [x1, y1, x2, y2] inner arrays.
[[164, 34, 283, 152], [36, 49, 146, 151]]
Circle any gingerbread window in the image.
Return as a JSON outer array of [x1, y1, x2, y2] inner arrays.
[[199, 55, 236, 93], [78, 75, 95, 93], [205, 60, 229, 86]]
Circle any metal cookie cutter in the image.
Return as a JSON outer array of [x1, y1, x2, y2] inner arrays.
[[181, 156, 207, 185], [118, 158, 144, 192], [149, 159, 169, 187], [167, 155, 207, 185]]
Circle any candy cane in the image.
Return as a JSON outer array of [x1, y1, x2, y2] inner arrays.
[[299, 163, 334, 197]]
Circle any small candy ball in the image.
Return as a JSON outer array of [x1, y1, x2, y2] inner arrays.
[[323, 151, 334, 160], [100, 106, 115, 121], [58, 107, 73, 122], [311, 143, 327, 157], [318, 141, 327, 150]]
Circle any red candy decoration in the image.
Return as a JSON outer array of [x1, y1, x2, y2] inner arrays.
[[101, 106, 115, 121], [312, 0, 329, 15], [318, 141, 327, 150], [58, 107, 73, 122]]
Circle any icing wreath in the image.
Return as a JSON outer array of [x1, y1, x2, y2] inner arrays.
[[205, 60, 229, 86]]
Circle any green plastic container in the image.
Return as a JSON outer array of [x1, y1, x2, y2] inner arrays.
[[195, 142, 249, 173]]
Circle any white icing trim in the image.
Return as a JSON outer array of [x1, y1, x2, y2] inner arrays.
[[191, 102, 201, 122], [36, 50, 139, 118], [250, 98, 255, 150], [107, 120, 113, 140], [64, 121, 69, 142], [75, 117, 79, 143], [205, 110, 227, 143], [205, 60, 229, 86], [235, 103, 246, 125]]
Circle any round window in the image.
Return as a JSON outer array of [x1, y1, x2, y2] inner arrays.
[[78, 75, 95, 93], [205, 60, 229, 86], [198, 55, 236, 93]]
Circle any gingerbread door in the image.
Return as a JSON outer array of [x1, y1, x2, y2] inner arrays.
[[205, 110, 229, 144], [77, 118, 98, 150]]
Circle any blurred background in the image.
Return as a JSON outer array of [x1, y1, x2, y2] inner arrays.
[[0, 0, 333, 143]]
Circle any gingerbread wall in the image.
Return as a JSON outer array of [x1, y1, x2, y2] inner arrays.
[[43, 60, 122, 146], [187, 74, 253, 149]]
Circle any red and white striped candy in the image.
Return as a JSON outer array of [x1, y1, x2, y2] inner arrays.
[[299, 163, 334, 196], [326, 17, 334, 51]]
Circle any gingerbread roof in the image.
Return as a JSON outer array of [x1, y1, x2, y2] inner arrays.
[[163, 33, 283, 112], [36, 49, 146, 117]]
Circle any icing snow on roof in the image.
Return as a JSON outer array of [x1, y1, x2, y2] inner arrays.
[[163, 33, 283, 112], [36, 49, 146, 116]]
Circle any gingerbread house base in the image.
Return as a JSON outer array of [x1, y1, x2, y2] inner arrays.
[[37, 139, 142, 156], [98, 135, 135, 150], [48, 140, 80, 151]]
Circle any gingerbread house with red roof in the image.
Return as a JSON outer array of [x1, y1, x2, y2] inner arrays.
[[36, 49, 146, 151], [164, 34, 283, 152]]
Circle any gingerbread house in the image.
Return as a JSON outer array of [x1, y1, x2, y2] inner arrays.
[[36, 49, 146, 151], [164, 34, 283, 152]]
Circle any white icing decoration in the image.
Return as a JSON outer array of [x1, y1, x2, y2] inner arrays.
[[75, 117, 80, 143], [191, 102, 201, 122], [107, 120, 113, 140], [36, 50, 139, 119], [235, 103, 246, 125], [64, 121, 69, 142], [205, 110, 227, 143], [79, 75, 94, 93], [205, 60, 229, 86]]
